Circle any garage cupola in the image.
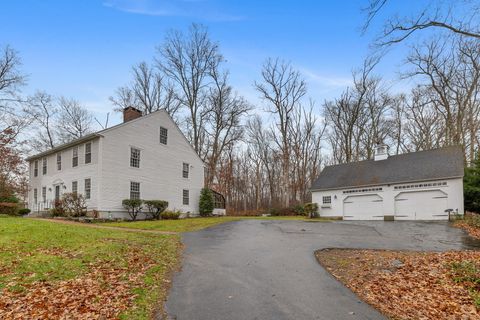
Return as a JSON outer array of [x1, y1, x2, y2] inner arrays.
[[374, 143, 389, 161]]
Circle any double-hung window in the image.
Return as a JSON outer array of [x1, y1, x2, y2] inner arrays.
[[42, 186, 47, 203], [72, 181, 78, 195], [130, 148, 141, 168], [322, 196, 332, 205], [182, 189, 189, 205], [182, 163, 189, 178], [72, 146, 79, 167], [160, 127, 168, 145], [42, 157, 47, 175], [130, 182, 140, 200], [33, 188, 38, 204], [57, 153, 62, 171], [84, 179, 91, 199], [34, 160, 38, 177], [85, 143, 91, 164]]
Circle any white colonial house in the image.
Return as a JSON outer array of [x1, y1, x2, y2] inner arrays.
[[310, 145, 464, 221], [26, 107, 210, 219]]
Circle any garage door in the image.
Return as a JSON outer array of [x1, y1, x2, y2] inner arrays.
[[343, 194, 383, 220], [394, 190, 448, 220]]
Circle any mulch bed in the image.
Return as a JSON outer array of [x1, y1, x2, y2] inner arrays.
[[316, 249, 480, 320]]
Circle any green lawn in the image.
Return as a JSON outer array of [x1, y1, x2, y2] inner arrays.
[[0, 216, 180, 319], [104, 215, 331, 232]]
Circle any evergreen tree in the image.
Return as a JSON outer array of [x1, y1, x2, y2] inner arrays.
[[199, 188, 214, 216], [464, 154, 480, 213]]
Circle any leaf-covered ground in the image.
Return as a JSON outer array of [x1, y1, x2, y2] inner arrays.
[[455, 213, 480, 239], [316, 249, 480, 320], [0, 217, 181, 319]]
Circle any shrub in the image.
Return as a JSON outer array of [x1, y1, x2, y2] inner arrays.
[[50, 199, 65, 217], [62, 193, 87, 217], [0, 195, 19, 203], [144, 200, 168, 220], [199, 188, 214, 217], [293, 204, 306, 216], [122, 199, 143, 221], [160, 210, 181, 220], [0, 202, 18, 215], [18, 208, 31, 215], [304, 202, 319, 218]]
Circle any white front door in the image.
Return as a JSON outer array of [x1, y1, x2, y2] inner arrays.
[[343, 194, 383, 220], [394, 190, 448, 220]]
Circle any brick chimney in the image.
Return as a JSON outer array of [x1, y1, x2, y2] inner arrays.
[[123, 106, 142, 122]]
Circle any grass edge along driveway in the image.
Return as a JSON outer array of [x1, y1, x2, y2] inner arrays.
[[104, 215, 331, 233]]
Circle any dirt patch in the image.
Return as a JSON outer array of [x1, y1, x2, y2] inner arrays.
[[316, 248, 480, 320]]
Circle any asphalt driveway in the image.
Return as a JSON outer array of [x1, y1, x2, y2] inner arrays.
[[165, 220, 480, 320]]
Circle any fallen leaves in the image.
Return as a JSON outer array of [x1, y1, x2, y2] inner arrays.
[[316, 249, 480, 320], [0, 249, 171, 319]]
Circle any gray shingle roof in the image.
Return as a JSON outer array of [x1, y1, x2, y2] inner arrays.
[[310, 146, 464, 191]]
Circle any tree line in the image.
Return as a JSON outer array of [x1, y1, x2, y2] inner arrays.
[[1, 1, 480, 212]]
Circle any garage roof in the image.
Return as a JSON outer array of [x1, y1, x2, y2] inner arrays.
[[310, 146, 464, 191]]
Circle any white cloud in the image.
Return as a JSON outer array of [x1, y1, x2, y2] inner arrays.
[[103, 0, 245, 21]]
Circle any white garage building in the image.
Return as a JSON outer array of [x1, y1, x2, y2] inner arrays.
[[310, 145, 464, 221]]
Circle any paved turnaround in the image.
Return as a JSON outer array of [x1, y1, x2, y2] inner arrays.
[[164, 220, 480, 320]]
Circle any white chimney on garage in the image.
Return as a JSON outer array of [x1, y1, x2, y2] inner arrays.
[[374, 142, 389, 161]]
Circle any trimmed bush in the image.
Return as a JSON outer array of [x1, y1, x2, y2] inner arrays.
[[160, 210, 181, 220], [0, 202, 18, 215], [293, 204, 306, 216], [18, 208, 31, 215], [122, 199, 143, 221], [144, 200, 168, 220], [304, 202, 319, 218], [199, 188, 214, 217]]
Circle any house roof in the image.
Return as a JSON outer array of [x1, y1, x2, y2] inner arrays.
[[310, 146, 464, 191], [26, 109, 205, 165]]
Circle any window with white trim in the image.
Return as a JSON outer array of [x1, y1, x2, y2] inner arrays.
[[182, 189, 189, 205], [322, 196, 331, 205], [130, 148, 141, 168], [72, 146, 78, 167], [85, 143, 91, 164], [72, 181, 78, 195], [42, 186, 47, 203], [42, 157, 47, 175], [56, 153, 62, 171], [130, 181, 140, 200], [33, 188, 38, 204], [34, 160, 38, 177], [182, 162, 189, 178], [160, 127, 168, 145], [84, 178, 91, 199]]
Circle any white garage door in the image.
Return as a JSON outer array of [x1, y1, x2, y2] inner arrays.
[[394, 190, 448, 220], [343, 194, 383, 220]]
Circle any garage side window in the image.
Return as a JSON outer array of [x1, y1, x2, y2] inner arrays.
[[322, 196, 331, 205]]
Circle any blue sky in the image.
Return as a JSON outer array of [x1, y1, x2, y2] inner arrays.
[[1, 0, 421, 126]]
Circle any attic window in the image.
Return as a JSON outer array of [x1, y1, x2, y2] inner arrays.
[[160, 127, 168, 145]]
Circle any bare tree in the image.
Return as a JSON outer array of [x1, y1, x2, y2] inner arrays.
[[363, 0, 480, 46], [110, 61, 181, 119], [25, 91, 57, 150], [158, 23, 223, 154], [205, 69, 251, 186], [0, 45, 28, 137], [255, 58, 307, 207], [57, 97, 94, 143]]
